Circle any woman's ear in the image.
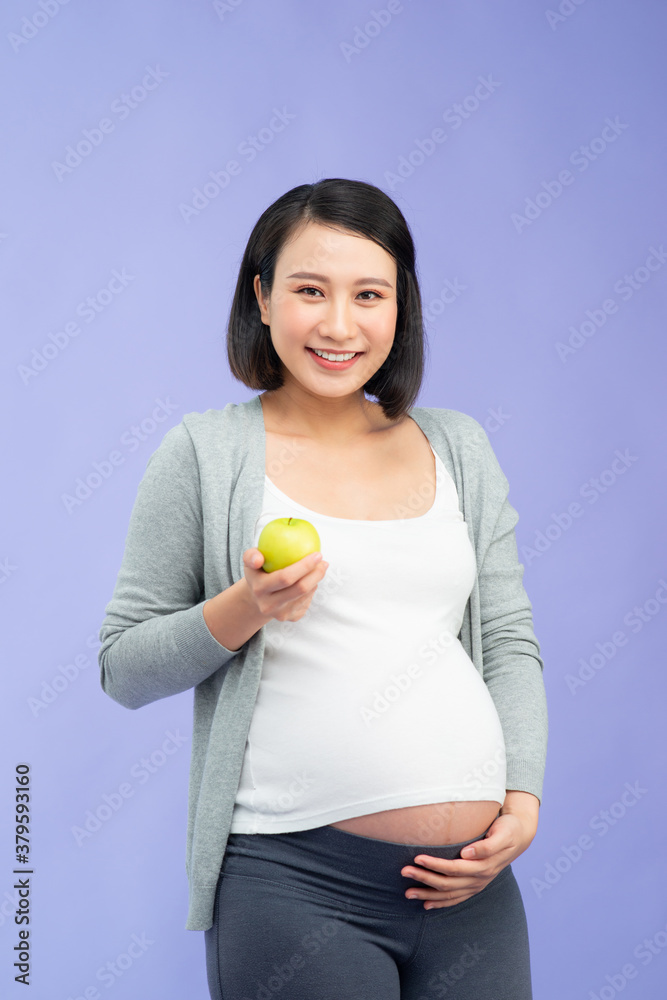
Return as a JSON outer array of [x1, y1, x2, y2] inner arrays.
[[253, 274, 270, 324]]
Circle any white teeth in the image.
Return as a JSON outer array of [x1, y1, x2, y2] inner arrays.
[[312, 349, 357, 361]]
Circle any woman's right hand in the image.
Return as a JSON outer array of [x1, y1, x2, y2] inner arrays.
[[241, 547, 329, 623]]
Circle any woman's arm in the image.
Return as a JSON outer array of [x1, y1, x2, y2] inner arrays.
[[471, 428, 549, 806], [203, 577, 273, 652], [98, 421, 241, 710], [499, 790, 540, 831]]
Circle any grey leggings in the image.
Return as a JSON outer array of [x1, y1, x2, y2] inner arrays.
[[204, 822, 532, 999]]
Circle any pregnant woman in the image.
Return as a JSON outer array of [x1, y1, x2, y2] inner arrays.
[[98, 178, 548, 999]]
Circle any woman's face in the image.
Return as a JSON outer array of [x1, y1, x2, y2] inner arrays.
[[253, 221, 398, 403]]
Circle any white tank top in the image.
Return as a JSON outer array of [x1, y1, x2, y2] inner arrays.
[[230, 444, 506, 834]]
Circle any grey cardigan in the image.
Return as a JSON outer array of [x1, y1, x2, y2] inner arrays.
[[98, 394, 548, 932]]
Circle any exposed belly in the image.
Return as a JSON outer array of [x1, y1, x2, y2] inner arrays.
[[328, 799, 502, 845]]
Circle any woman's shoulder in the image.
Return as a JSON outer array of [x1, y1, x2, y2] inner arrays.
[[144, 401, 251, 471], [411, 405, 507, 486], [179, 399, 257, 441], [410, 404, 489, 448]]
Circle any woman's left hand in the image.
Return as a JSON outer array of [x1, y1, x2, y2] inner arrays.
[[400, 797, 539, 910]]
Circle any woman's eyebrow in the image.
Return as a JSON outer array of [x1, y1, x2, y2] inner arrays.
[[286, 271, 393, 288]]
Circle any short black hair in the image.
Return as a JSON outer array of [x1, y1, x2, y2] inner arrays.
[[227, 178, 428, 421]]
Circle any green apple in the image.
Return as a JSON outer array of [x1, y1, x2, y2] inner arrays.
[[257, 517, 321, 573]]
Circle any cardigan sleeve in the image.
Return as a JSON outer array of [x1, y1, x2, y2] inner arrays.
[[473, 433, 549, 804], [98, 421, 238, 710]]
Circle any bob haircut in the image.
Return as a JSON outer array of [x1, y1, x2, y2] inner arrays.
[[227, 177, 428, 421]]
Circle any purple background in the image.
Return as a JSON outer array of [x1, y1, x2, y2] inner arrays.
[[2, 1, 666, 997]]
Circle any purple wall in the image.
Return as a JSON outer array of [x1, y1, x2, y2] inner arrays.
[[2, 1, 666, 997]]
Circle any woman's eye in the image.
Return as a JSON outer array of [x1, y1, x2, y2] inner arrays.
[[297, 287, 381, 300]]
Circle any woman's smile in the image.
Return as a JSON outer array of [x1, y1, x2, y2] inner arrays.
[[305, 346, 364, 370]]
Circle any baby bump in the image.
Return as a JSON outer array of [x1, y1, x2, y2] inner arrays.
[[328, 800, 502, 845], [330, 645, 506, 844], [237, 637, 506, 841]]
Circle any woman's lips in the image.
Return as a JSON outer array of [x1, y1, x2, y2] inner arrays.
[[306, 347, 363, 370]]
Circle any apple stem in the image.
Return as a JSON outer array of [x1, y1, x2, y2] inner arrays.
[[288, 518, 292, 525]]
